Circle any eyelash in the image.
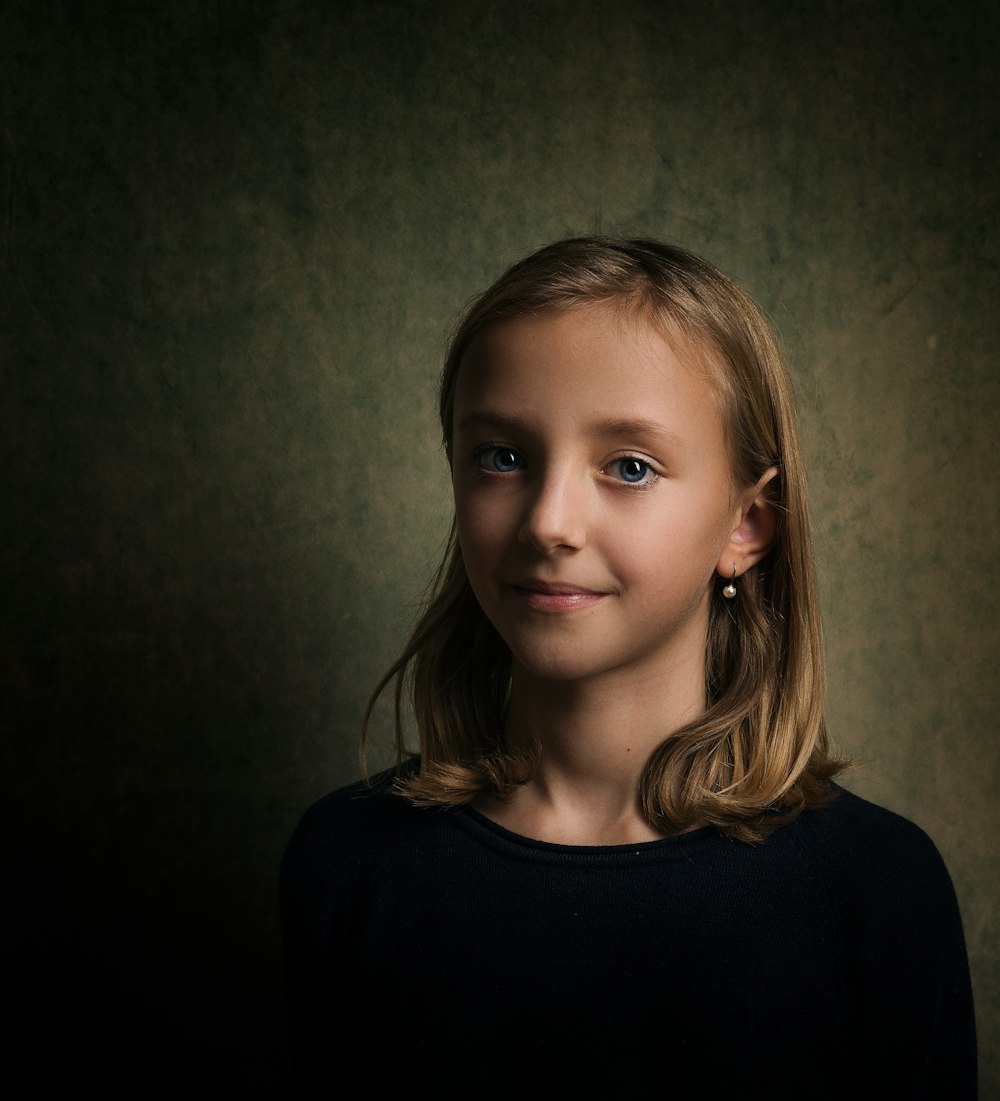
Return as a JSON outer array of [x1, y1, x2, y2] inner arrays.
[[607, 455, 660, 489], [470, 445, 661, 489], [472, 444, 524, 476]]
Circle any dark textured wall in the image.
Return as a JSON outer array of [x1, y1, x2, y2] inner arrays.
[[3, 1, 997, 1093]]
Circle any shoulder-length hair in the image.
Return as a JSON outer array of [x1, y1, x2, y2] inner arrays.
[[361, 236, 847, 842]]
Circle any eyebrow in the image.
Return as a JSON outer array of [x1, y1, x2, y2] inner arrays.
[[591, 416, 681, 446], [455, 411, 681, 447]]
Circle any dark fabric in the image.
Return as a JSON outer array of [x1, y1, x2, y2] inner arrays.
[[280, 772, 977, 1098]]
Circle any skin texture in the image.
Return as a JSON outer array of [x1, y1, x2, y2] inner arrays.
[[451, 304, 775, 843]]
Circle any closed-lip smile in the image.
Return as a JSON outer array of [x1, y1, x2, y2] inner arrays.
[[508, 579, 608, 612]]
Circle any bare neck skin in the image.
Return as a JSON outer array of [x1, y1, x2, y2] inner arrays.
[[475, 646, 707, 846]]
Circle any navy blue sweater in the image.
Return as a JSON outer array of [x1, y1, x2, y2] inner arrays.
[[280, 773, 976, 1097]]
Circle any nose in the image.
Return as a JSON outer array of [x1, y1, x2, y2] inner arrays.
[[518, 466, 589, 554]]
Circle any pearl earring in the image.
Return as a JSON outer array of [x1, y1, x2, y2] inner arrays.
[[722, 565, 737, 599]]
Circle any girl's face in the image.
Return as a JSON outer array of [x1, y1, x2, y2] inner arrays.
[[451, 303, 764, 691]]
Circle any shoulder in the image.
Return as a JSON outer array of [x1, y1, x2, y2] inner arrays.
[[289, 765, 416, 838], [280, 763, 427, 897], [793, 788, 977, 1092], [793, 784, 960, 925], [799, 783, 944, 859]]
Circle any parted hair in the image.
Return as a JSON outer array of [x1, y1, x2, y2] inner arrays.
[[361, 235, 847, 842]]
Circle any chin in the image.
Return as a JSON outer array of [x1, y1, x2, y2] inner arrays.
[[508, 646, 624, 685]]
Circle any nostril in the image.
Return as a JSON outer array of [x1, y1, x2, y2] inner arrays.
[[518, 506, 586, 554]]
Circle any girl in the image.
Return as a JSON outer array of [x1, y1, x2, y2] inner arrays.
[[281, 237, 977, 1097]]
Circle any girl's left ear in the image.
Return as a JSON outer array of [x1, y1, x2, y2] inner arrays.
[[717, 466, 780, 579]]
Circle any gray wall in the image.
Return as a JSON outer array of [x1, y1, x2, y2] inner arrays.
[[3, 1, 996, 1093]]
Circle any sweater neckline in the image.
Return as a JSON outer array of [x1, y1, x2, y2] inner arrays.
[[453, 804, 722, 865]]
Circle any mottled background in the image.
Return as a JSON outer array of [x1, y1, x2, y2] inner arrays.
[[3, 0, 997, 1094]]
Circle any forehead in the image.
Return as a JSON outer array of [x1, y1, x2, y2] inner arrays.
[[454, 303, 725, 416], [451, 304, 733, 471]]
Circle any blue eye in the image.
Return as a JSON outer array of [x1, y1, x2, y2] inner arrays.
[[493, 448, 521, 472], [617, 458, 651, 483], [477, 446, 523, 473]]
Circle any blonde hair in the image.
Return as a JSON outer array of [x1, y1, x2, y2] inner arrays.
[[362, 236, 847, 842]]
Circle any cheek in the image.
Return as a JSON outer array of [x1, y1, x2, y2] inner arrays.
[[455, 492, 505, 571], [455, 482, 518, 537], [459, 520, 508, 574], [612, 502, 730, 582]]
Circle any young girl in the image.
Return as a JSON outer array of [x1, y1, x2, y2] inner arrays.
[[280, 237, 977, 1096]]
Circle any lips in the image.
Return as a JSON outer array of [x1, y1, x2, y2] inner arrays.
[[508, 579, 608, 613]]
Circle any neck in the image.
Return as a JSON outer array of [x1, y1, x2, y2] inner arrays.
[[478, 659, 707, 845]]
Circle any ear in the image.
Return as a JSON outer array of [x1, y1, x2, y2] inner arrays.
[[716, 466, 779, 580]]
